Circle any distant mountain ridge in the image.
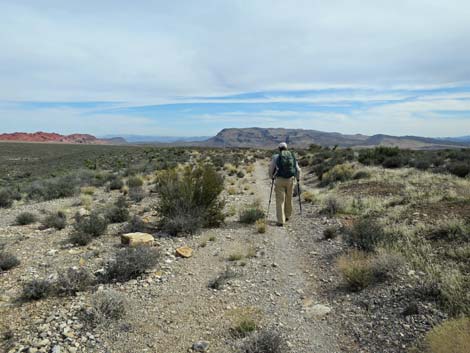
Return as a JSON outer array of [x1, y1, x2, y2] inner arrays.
[[102, 134, 211, 143], [0, 132, 126, 145], [200, 128, 469, 149]]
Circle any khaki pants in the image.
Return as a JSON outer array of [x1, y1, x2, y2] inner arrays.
[[274, 176, 294, 225]]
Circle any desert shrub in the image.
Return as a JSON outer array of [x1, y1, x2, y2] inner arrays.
[[369, 249, 404, 281], [237, 170, 245, 178], [125, 215, 146, 233], [352, 170, 370, 180], [74, 212, 108, 237], [230, 308, 261, 338], [81, 186, 96, 195], [208, 267, 237, 290], [447, 162, 470, 178], [302, 190, 317, 203], [240, 329, 285, 353], [437, 270, 470, 316], [127, 176, 143, 188], [321, 196, 343, 216], [337, 250, 374, 291], [320, 164, 355, 186], [15, 212, 37, 225], [21, 279, 52, 301], [106, 197, 130, 223], [85, 290, 127, 323], [323, 226, 339, 240], [0, 189, 14, 208], [344, 217, 386, 251], [128, 186, 145, 202], [27, 176, 78, 201], [255, 219, 266, 234], [239, 207, 265, 224], [414, 317, 470, 353], [42, 211, 67, 230], [427, 219, 470, 242], [155, 164, 225, 236], [55, 267, 95, 296], [0, 248, 20, 271], [100, 246, 160, 283], [69, 231, 93, 246], [382, 156, 404, 169], [108, 176, 124, 190]]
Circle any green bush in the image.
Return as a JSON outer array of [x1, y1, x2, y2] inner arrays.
[[100, 246, 160, 283], [323, 226, 339, 240], [321, 197, 343, 217], [344, 217, 386, 252], [27, 176, 78, 201], [42, 211, 67, 230], [447, 162, 470, 178], [419, 317, 470, 353], [239, 207, 265, 224], [320, 164, 355, 186], [155, 164, 225, 236], [337, 250, 374, 291], [15, 212, 37, 225], [127, 176, 143, 188]]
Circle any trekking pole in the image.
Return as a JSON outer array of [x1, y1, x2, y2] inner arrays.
[[267, 176, 275, 220], [297, 178, 302, 216]]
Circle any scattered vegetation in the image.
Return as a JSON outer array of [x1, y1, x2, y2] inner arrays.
[[255, 219, 267, 233], [106, 197, 130, 223], [239, 206, 265, 224], [100, 246, 160, 283], [55, 267, 95, 296], [0, 246, 20, 271], [21, 279, 53, 301], [208, 267, 237, 290], [42, 211, 67, 230], [344, 217, 387, 252], [240, 329, 285, 353], [84, 290, 128, 324], [15, 212, 37, 225]]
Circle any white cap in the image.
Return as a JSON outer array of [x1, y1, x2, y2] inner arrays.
[[278, 142, 288, 149]]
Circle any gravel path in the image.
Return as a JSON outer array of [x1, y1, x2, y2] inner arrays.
[[1, 161, 345, 353]]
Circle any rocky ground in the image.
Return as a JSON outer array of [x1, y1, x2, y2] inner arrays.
[[0, 160, 444, 353]]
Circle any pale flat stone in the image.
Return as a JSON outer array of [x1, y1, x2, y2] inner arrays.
[[175, 246, 193, 258], [305, 304, 332, 318], [121, 232, 154, 247]]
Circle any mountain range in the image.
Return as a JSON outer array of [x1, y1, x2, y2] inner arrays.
[[198, 128, 469, 149], [0, 129, 468, 149]]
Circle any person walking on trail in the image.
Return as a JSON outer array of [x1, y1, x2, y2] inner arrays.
[[269, 142, 301, 226]]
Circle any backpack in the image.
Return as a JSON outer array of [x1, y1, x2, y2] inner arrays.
[[276, 150, 296, 178]]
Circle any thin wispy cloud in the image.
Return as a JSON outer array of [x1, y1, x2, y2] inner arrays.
[[0, 1, 469, 136]]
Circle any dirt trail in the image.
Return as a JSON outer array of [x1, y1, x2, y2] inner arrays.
[[103, 160, 341, 352], [1, 160, 343, 353]]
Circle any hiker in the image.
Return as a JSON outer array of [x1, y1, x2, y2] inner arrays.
[[269, 142, 301, 226]]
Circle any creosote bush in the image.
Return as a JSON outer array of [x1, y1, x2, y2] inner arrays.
[[15, 212, 37, 225], [321, 196, 343, 217], [27, 176, 78, 201], [100, 246, 159, 283], [74, 212, 108, 237], [155, 164, 225, 236], [323, 226, 339, 240], [108, 176, 124, 190], [42, 211, 67, 230]]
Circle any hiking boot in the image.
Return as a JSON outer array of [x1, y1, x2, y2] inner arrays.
[[286, 218, 290, 222]]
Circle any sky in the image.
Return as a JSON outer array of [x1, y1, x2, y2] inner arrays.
[[1, 0, 470, 137]]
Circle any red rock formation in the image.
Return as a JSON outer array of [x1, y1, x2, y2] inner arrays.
[[0, 132, 116, 144]]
